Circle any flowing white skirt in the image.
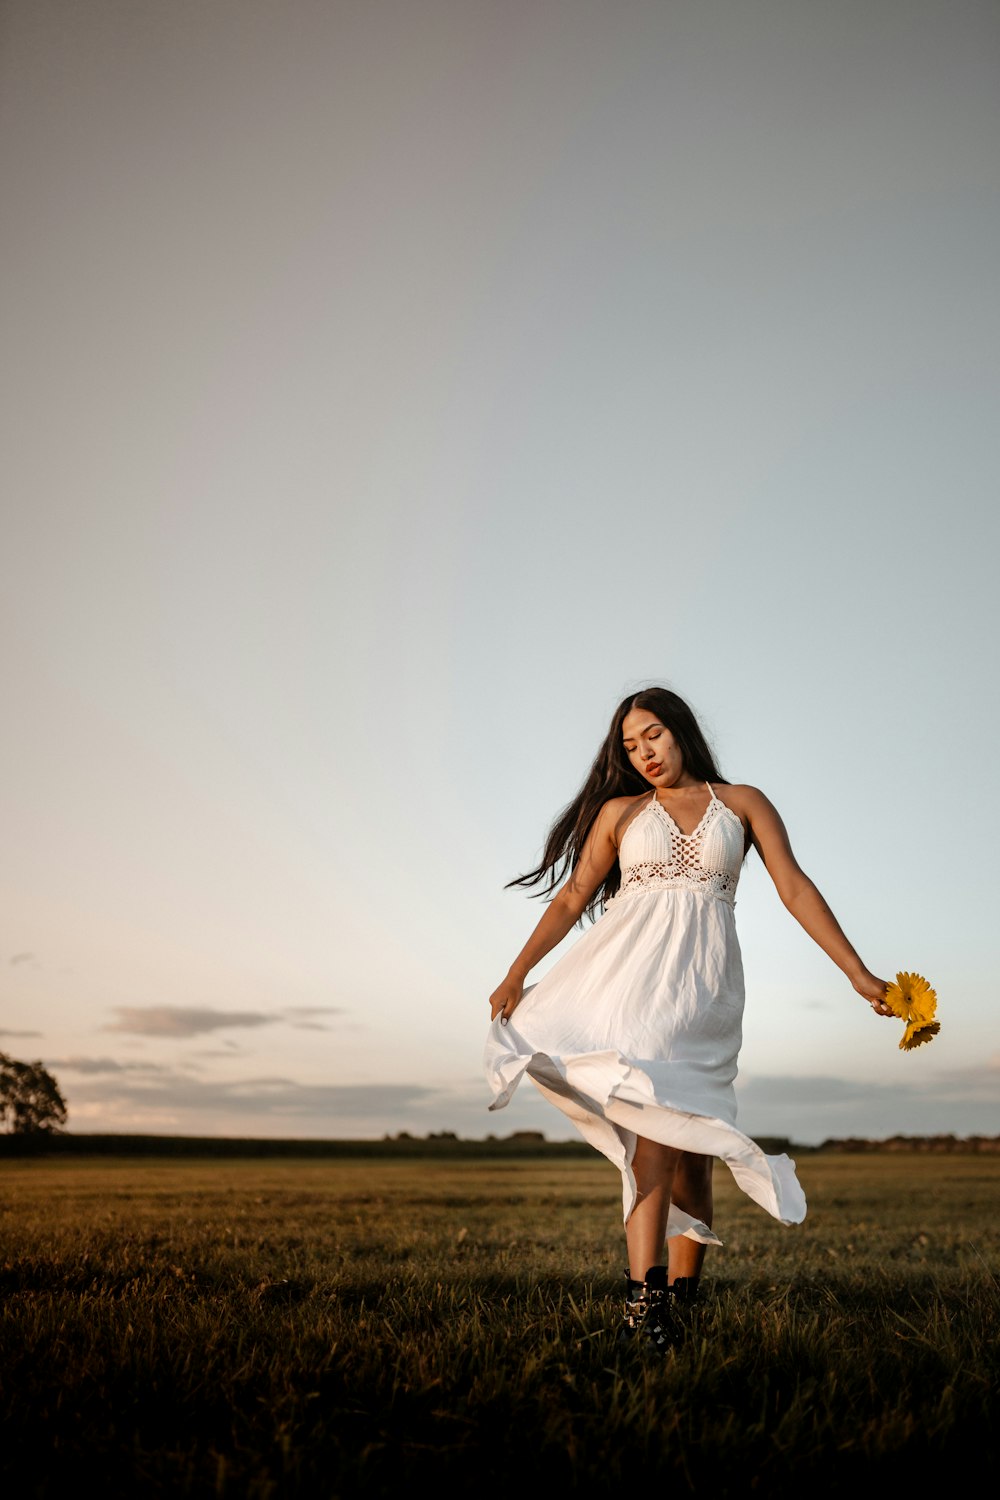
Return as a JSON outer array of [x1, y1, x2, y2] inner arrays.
[[483, 886, 807, 1240]]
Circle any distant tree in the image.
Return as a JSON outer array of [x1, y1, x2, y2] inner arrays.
[[0, 1052, 67, 1134]]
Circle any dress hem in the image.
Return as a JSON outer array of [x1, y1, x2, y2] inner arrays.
[[484, 1022, 807, 1231]]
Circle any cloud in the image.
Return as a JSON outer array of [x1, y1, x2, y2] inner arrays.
[[104, 1007, 282, 1037], [935, 1059, 1000, 1093], [0, 1029, 43, 1039], [284, 1007, 344, 1018], [738, 1063, 1000, 1110], [284, 1006, 346, 1032], [9, 952, 37, 966], [59, 1067, 441, 1129], [46, 1056, 169, 1075], [738, 1076, 877, 1107], [37, 1058, 1000, 1146], [101, 1004, 350, 1038], [736, 1066, 1000, 1145]]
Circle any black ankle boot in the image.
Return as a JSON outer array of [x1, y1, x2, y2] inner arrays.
[[669, 1276, 701, 1307], [617, 1265, 677, 1352], [667, 1276, 705, 1329]]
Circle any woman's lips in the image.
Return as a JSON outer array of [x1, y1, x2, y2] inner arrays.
[[646, 762, 662, 775]]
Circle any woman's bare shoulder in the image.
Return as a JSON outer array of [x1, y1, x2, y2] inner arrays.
[[713, 784, 780, 819], [598, 791, 649, 844], [714, 782, 768, 798], [601, 791, 648, 813]]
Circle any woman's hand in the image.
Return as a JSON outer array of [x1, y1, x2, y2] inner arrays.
[[852, 970, 895, 1017], [485, 801, 623, 1031], [489, 974, 524, 1027]]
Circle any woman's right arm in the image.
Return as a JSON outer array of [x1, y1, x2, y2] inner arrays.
[[489, 800, 624, 1024]]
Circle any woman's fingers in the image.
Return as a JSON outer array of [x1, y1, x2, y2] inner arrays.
[[489, 978, 523, 1026], [866, 979, 894, 1016], [489, 992, 512, 1025]]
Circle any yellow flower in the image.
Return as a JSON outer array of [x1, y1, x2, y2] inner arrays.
[[901, 1019, 940, 1050], [884, 972, 939, 1050]]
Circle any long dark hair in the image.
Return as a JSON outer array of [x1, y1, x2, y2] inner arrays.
[[507, 686, 728, 921]]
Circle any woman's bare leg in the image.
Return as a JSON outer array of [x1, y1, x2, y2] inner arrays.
[[667, 1151, 714, 1282], [625, 1137, 681, 1279]]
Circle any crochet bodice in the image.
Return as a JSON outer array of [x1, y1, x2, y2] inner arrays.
[[610, 786, 745, 907]]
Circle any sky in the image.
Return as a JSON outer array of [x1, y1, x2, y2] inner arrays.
[[2, 0, 998, 1148]]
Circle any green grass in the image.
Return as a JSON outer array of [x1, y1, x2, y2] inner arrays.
[[1, 1154, 998, 1495]]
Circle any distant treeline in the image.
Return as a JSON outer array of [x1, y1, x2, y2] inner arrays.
[[813, 1134, 1000, 1154], [1, 1129, 997, 1158], [0, 1130, 594, 1160]]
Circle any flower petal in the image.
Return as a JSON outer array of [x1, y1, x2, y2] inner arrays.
[[891, 971, 938, 1024], [899, 1020, 940, 1051], [883, 982, 911, 1021]]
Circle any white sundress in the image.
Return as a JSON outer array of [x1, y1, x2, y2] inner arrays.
[[483, 785, 807, 1243]]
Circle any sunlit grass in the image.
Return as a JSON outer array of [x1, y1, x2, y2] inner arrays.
[[1, 1154, 997, 1494]]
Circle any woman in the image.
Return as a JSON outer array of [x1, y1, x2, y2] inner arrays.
[[484, 685, 893, 1351]]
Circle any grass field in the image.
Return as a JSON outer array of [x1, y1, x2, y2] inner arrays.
[[1, 1152, 998, 1496]]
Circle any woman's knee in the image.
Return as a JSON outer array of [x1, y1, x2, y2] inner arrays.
[[632, 1137, 681, 1185], [675, 1151, 713, 1190]]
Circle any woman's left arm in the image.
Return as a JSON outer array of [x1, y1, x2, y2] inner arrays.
[[735, 786, 894, 1018]]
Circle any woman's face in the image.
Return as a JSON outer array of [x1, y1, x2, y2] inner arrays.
[[621, 710, 689, 789]]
